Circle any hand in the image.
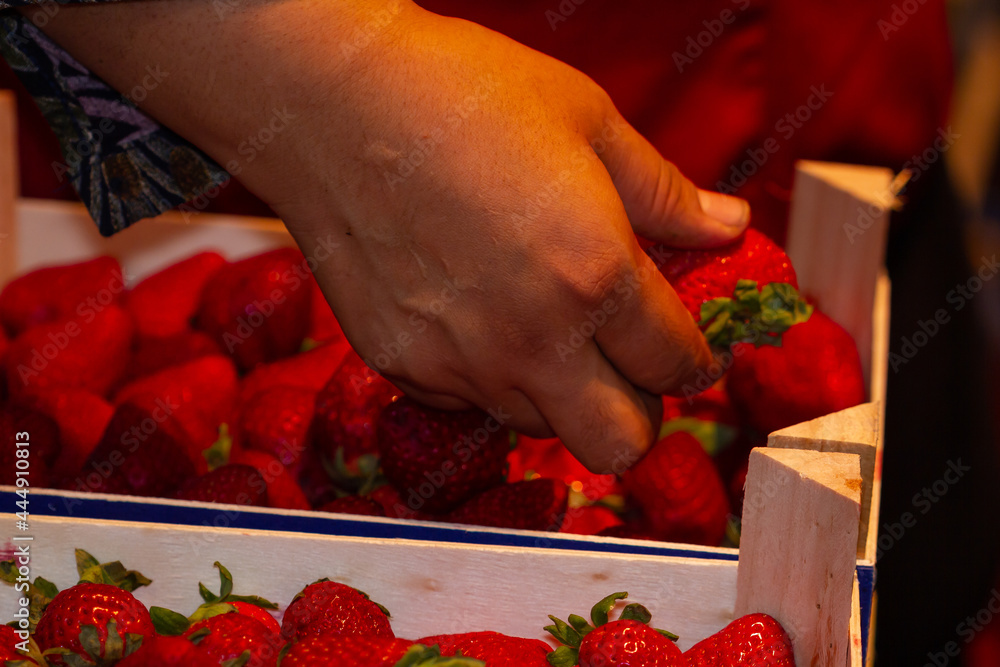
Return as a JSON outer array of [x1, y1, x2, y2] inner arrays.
[[35, 0, 749, 472]]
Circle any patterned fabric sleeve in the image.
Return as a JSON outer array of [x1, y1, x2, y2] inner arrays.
[[1, 3, 232, 236]]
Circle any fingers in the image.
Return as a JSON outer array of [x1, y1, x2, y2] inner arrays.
[[595, 109, 750, 248]]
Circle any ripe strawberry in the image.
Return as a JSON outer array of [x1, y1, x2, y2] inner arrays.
[[116, 635, 217, 667], [280, 580, 393, 642], [508, 435, 622, 502], [621, 432, 730, 546], [0, 404, 60, 488], [0, 256, 124, 337], [446, 478, 568, 532], [0, 624, 38, 665], [377, 396, 509, 514], [231, 601, 282, 636], [547, 592, 682, 667], [183, 612, 282, 667], [651, 228, 797, 322], [195, 248, 312, 370], [561, 504, 624, 536], [684, 613, 794, 666], [15, 388, 113, 476], [417, 631, 552, 666], [77, 402, 196, 497], [307, 276, 347, 345], [311, 350, 400, 475], [236, 386, 316, 469], [279, 636, 417, 667], [5, 306, 133, 400], [318, 495, 387, 517], [367, 484, 435, 521], [229, 449, 311, 511], [237, 340, 350, 406], [34, 582, 154, 666], [175, 464, 269, 506], [124, 330, 222, 383], [125, 251, 226, 338], [727, 309, 866, 435]]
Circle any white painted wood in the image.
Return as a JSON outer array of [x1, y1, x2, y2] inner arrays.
[[0, 93, 17, 287], [735, 448, 862, 667], [0, 515, 736, 651]]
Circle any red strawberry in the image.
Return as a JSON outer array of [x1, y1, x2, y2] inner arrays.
[[237, 341, 350, 407], [236, 386, 315, 469], [195, 248, 312, 370], [280, 580, 393, 642], [367, 484, 435, 521], [175, 464, 269, 506], [311, 351, 401, 474], [727, 309, 866, 435], [307, 277, 347, 345], [684, 613, 794, 666], [547, 592, 682, 667], [279, 636, 416, 667], [34, 582, 154, 666], [126, 251, 226, 338], [116, 635, 217, 667], [621, 432, 730, 546], [76, 402, 196, 497], [651, 228, 797, 321], [561, 504, 624, 536], [417, 631, 551, 666], [318, 495, 387, 517], [0, 404, 60, 488], [15, 389, 113, 476], [446, 478, 568, 532], [0, 624, 38, 665], [229, 449, 311, 510], [183, 612, 282, 667], [231, 601, 282, 636], [124, 330, 222, 383], [5, 306, 133, 400], [377, 396, 509, 514], [508, 435, 622, 502], [0, 256, 125, 337]]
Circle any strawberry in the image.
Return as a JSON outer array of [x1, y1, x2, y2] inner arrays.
[[195, 248, 312, 371], [175, 464, 269, 506], [280, 637, 448, 667], [0, 624, 39, 665], [377, 396, 509, 514], [280, 580, 393, 642], [0, 404, 60, 489], [318, 495, 387, 517], [311, 350, 400, 477], [684, 613, 794, 666], [14, 389, 113, 477], [547, 592, 682, 667], [34, 582, 154, 665], [417, 631, 552, 666], [561, 504, 624, 536], [508, 435, 622, 502], [651, 228, 797, 322], [727, 309, 866, 435], [0, 256, 124, 337], [307, 276, 347, 345], [229, 449, 311, 511], [231, 601, 282, 636], [116, 635, 217, 667], [236, 386, 316, 470], [183, 612, 282, 667], [621, 432, 730, 546], [446, 478, 568, 532], [124, 330, 222, 383], [125, 251, 226, 338], [367, 484, 435, 521], [5, 306, 133, 400], [77, 402, 196, 497], [237, 340, 350, 407]]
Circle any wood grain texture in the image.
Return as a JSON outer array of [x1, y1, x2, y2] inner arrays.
[[735, 448, 862, 667]]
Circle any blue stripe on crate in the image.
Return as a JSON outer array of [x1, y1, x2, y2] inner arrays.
[[859, 562, 874, 665]]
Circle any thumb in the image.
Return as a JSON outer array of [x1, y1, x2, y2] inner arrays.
[[595, 111, 750, 248]]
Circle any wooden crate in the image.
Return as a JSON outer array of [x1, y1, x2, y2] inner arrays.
[[0, 92, 892, 665]]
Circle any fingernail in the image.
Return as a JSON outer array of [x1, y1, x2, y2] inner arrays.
[[697, 189, 751, 229]]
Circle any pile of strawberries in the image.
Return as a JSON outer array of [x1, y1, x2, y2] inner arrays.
[[0, 229, 866, 547], [0, 549, 795, 666]]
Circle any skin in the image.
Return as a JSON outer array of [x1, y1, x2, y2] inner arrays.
[[25, 0, 749, 472]]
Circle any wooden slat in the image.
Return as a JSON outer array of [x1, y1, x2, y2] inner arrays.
[[735, 448, 862, 667]]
